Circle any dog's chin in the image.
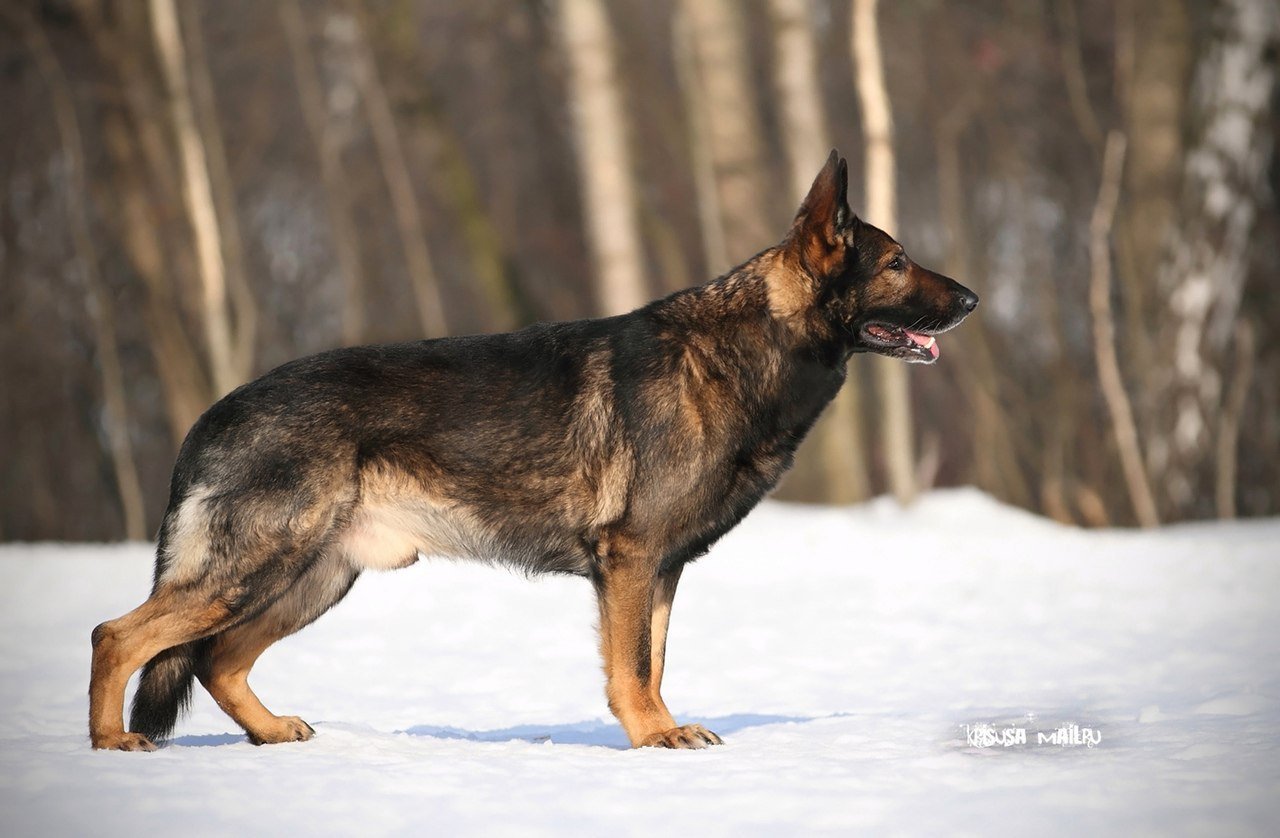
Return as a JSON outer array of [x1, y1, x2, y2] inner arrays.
[[855, 322, 941, 364]]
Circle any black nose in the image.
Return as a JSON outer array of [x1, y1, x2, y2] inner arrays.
[[959, 289, 979, 312]]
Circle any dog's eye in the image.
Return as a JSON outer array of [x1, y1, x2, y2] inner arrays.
[[887, 256, 905, 271]]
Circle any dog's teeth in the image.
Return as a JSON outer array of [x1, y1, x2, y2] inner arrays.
[[924, 336, 936, 348]]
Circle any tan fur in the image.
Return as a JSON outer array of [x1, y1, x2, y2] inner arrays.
[[763, 249, 815, 325], [90, 594, 232, 750], [595, 556, 674, 746], [601, 561, 719, 749], [340, 465, 490, 570], [198, 552, 354, 744], [567, 347, 633, 530], [648, 567, 681, 709]]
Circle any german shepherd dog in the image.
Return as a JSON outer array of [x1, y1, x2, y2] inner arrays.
[[89, 152, 977, 751]]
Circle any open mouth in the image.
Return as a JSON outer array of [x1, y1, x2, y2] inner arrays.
[[860, 323, 941, 363]]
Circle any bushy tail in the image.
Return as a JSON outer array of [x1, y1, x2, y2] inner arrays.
[[128, 640, 209, 742]]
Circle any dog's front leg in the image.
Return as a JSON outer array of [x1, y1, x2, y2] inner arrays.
[[648, 565, 682, 711], [594, 556, 721, 749]]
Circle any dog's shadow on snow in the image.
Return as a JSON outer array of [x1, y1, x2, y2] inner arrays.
[[400, 713, 809, 750], [168, 714, 809, 750], [169, 732, 248, 747]]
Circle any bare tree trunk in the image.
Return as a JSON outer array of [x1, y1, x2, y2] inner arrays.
[[98, 111, 212, 444], [13, 8, 147, 539], [179, 0, 257, 375], [1148, 0, 1278, 518], [557, 0, 649, 315], [1089, 132, 1160, 528], [75, 1, 215, 439], [149, 0, 241, 396], [1216, 321, 1253, 519], [771, 0, 870, 503], [678, 0, 773, 261], [638, 200, 694, 295], [932, 90, 1028, 507], [771, 0, 832, 206], [342, 0, 449, 337], [1114, 0, 1190, 378], [365, 4, 524, 332], [1053, 0, 1104, 153], [280, 0, 367, 345], [427, 124, 524, 331], [851, 0, 915, 504], [672, 7, 728, 274]]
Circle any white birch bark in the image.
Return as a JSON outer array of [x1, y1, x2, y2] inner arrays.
[[672, 7, 729, 274], [557, 0, 649, 315], [1089, 132, 1159, 527], [1150, 0, 1278, 515], [179, 0, 257, 378], [771, 0, 871, 502], [149, 0, 240, 396], [678, 0, 772, 262], [851, 0, 915, 503]]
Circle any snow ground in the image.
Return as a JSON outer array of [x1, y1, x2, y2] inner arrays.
[[0, 489, 1277, 837]]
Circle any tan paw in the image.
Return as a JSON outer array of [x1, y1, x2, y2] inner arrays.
[[638, 724, 723, 749], [92, 731, 157, 752], [248, 716, 315, 745]]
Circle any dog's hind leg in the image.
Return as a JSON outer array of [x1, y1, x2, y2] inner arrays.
[[90, 593, 236, 751], [198, 551, 359, 745]]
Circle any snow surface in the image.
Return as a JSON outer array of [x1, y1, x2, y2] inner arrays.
[[1, 489, 1278, 836]]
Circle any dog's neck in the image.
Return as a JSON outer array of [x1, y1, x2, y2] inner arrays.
[[648, 250, 848, 444]]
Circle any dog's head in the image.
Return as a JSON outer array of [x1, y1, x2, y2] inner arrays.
[[780, 151, 978, 364]]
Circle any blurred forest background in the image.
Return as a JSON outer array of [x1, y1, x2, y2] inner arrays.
[[0, 0, 1277, 541]]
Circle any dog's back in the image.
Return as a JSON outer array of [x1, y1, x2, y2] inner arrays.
[[159, 286, 796, 575]]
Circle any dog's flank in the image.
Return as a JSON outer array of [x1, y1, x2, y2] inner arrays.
[[89, 151, 978, 751]]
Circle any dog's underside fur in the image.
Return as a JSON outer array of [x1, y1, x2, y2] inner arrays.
[[89, 151, 977, 751]]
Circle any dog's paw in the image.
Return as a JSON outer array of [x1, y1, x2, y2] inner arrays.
[[248, 716, 315, 745], [638, 724, 723, 749], [92, 731, 158, 752]]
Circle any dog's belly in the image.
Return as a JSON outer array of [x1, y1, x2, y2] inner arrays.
[[338, 496, 491, 570]]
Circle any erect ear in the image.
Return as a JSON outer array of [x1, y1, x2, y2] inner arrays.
[[792, 149, 852, 248]]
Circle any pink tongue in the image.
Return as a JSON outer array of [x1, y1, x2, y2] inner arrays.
[[905, 330, 940, 359]]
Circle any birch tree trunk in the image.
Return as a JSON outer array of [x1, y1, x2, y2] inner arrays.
[[1216, 321, 1253, 519], [557, 0, 649, 315], [73, 4, 206, 434], [771, 0, 871, 503], [342, 0, 449, 337], [179, 0, 257, 376], [149, 0, 241, 396], [14, 7, 147, 539], [280, 0, 367, 345], [98, 111, 212, 445], [1089, 132, 1160, 527], [368, 5, 524, 332], [851, 0, 916, 504], [672, 7, 728, 275], [678, 0, 772, 264], [1148, 0, 1278, 518], [932, 91, 1028, 509], [771, 0, 832, 206], [1115, 0, 1190, 376]]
